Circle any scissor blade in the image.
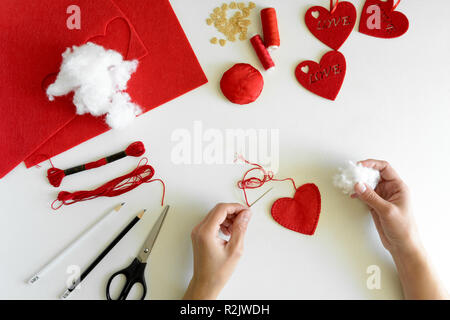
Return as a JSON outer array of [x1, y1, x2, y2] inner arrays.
[[137, 205, 169, 262]]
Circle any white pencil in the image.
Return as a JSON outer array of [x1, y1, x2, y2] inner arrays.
[[27, 202, 125, 284]]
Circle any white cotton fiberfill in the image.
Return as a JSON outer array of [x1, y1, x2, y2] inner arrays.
[[46, 42, 141, 129], [333, 161, 380, 194]]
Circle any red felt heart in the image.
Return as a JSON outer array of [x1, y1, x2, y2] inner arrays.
[[305, 1, 357, 50], [359, 0, 409, 38], [42, 16, 147, 94], [271, 183, 321, 236], [295, 50, 346, 101]]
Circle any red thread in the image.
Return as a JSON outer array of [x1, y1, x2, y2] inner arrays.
[[125, 141, 145, 157], [51, 158, 165, 210], [47, 167, 66, 187], [250, 35, 275, 71], [330, 0, 339, 14], [392, 0, 401, 12], [261, 8, 280, 50], [236, 155, 297, 207], [47, 141, 146, 187], [85, 158, 108, 170]]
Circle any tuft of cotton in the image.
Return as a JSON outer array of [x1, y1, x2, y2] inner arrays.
[[333, 161, 380, 194], [46, 42, 141, 129]]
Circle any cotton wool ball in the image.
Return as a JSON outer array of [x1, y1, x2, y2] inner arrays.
[[46, 42, 141, 129], [333, 161, 380, 194]]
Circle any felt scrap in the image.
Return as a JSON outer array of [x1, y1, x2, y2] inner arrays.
[[295, 51, 346, 101], [305, 1, 357, 50], [359, 0, 409, 38], [0, 0, 148, 178], [24, 0, 208, 168], [271, 183, 322, 236]]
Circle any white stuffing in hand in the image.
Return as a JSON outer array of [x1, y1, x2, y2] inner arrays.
[[46, 42, 141, 129], [333, 161, 380, 194]]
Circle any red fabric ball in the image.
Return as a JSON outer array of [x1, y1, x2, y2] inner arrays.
[[220, 63, 264, 105]]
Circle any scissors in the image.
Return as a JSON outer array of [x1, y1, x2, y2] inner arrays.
[[106, 205, 169, 300]]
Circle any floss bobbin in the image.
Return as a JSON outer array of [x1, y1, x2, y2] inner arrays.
[[250, 35, 275, 71], [261, 8, 280, 51], [47, 141, 145, 187]]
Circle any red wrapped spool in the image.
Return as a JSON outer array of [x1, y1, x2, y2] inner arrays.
[[250, 35, 275, 71], [261, 8, 280, 50]]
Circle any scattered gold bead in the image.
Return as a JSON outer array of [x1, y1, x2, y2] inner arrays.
[[207, 2, 255, 47]]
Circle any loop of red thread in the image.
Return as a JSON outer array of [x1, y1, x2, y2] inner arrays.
[[51, 158, 165, 210], [125, 141, 145, 157], [392, 0, 401, 12], [250, 35, 275, 70], [47, 167, 66, 187], [236, 155, 297, 207], [330, 0, 339, 14], [85, 158, 108, 170]]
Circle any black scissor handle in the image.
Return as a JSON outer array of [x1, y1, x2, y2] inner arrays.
[[106, 257, 147, 300]]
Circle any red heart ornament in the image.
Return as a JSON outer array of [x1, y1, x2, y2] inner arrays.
[[295, 50, 346, 101], [271, 183, 321, 236], [305, 1, 357, 50], [359, 0, 409, 38]]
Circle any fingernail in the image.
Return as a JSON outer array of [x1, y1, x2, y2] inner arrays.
[[241, 210, 251, 222], [354, 182, 366, 195]]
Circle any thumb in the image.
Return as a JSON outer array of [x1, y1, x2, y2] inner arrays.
[[228, 209, 252, 253], [354, 182, 391, 213]]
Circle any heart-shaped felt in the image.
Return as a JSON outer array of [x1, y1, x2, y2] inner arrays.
[[295, 50, 346, 101], [271, 183, 321, 236], [305, 1, 357, 50], [359, 0, 409, 38], [41, 16, 148, 95]]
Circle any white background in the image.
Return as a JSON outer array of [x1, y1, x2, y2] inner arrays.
[[1, 0, 449, 299]]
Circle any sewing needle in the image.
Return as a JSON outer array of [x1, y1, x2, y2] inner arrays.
[[249, 187, 274, 207]]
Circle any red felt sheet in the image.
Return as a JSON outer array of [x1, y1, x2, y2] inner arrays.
[[0, 0, 147, 178], [24, 0, 208, 168]]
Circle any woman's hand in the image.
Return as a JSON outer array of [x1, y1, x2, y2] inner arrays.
[[352, 159, 418, 255], [354, 159, 448, 299], [183, 203, 252, 300]]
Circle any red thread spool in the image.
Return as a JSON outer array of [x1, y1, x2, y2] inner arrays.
[[261, 8, 280, 50], [250, 35, 275, 71]]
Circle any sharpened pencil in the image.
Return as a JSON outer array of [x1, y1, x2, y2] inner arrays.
[[60, 209, 145, 299]]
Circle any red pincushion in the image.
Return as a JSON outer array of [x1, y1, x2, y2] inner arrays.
[[220, 63, 264, 105]]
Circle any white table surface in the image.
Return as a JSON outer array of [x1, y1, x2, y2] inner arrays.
[[1, 0, 449, 300]]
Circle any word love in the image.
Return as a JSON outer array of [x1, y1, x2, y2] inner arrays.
[[309, 64, 343, 84], [305, 1, 357, 50], [317, 15, 351, 30], [359, 0, 409, 38], [295, 51, 346, 101]]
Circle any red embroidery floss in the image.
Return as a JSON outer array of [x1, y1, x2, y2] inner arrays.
[[47, 141, 145, 187], [261, 8, 280, 50], [250, 35, 275, 71], [236, 155, 296, 207], [51, 158, 165, 210]]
